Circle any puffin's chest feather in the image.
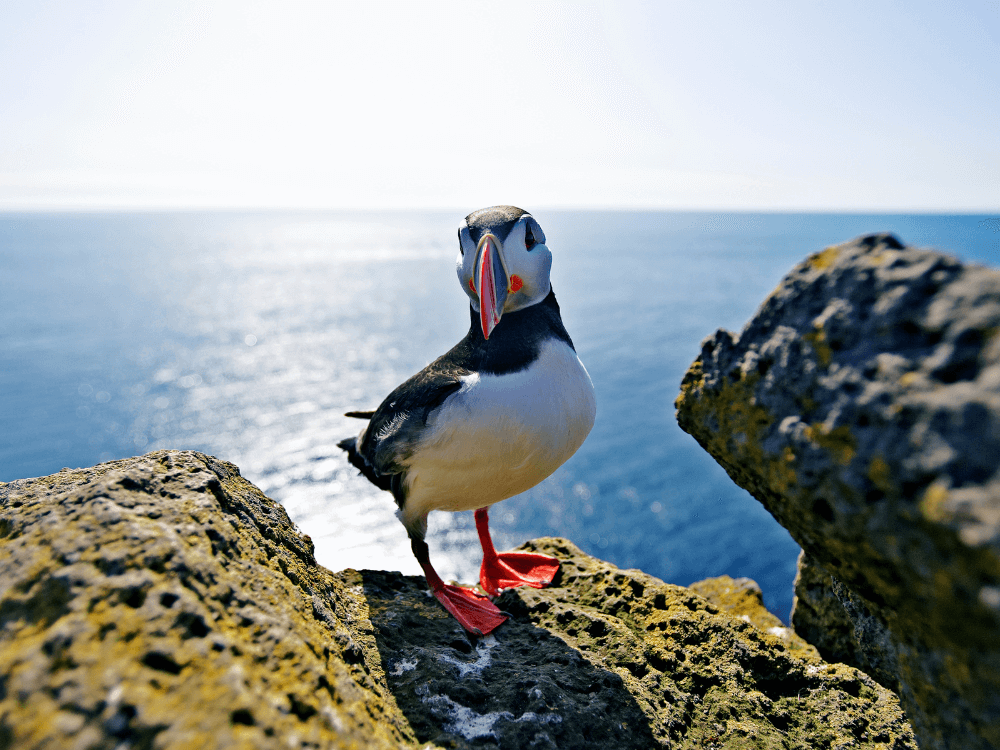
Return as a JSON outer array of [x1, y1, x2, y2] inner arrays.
[[397, 339, 595, 522], [433, 341, 592, 453]]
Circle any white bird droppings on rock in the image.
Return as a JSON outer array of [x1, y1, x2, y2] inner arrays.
[[436, 634, 498, 678]]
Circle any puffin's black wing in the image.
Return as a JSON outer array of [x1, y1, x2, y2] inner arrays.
[[337, 434, 392, 491], [339, 342, 474, 495], [360, 365, 465, 475]]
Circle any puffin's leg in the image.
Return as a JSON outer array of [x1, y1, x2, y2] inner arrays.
[[410, 536, 508, 635], [476, 507, 560, 596]]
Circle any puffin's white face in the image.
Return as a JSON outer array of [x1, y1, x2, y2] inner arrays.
[[456, 208, 553, 339]]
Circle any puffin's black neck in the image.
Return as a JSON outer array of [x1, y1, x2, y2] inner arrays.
[[461, 288, 575, 376]]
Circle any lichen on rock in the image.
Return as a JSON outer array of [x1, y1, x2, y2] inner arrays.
[[0, 450, 413, 749], [676, 233, 1000, 750], [0, 450, 916, 749], [689, 574, 818, 659], [361, 536, 914, 749]]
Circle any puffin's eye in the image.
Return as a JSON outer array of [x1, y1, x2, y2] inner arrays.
[[525, 226, 536, 250]]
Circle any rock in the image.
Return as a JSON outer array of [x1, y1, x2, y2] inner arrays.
[[0, 451, 916, 749], [790, 551, 865, 671], [791, 552, 904, 697], [675, 234, 1000, 750], [0, 450, 413, 749], [365, 537, 914, 749], [689, 574, 818, 659]]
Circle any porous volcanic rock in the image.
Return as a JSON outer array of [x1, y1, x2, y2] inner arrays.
[[689, 574, 818, 659], [365, 537, 914, 749], [1, 450, 915, 749], [675, 234, 1000, 750], [0, 450, 412, 749]]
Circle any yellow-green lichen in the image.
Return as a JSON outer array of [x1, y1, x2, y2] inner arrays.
[[0, 451, 415, 750], [805, 424, 857, 467], [919, 483, 950, 523], [804, 326, 833, 368], [867, 454, 893, 494], [505, 538, 916, 750], [808, 246, 840, 271], [796, 394, 819, 414], [674, 359, 704, 411], [865, 249, 900, 267], [677, 368, 798, 494]]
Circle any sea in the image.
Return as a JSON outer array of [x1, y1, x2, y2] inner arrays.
[[2, 210, 997, 620]]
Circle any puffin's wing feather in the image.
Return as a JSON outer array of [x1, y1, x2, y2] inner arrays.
[[359, 368, 465, 477], [337, 435, 392, 491], [345, 409, 377, 419]]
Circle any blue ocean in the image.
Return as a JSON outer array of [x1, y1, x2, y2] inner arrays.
[[2, 210, 996, 619]]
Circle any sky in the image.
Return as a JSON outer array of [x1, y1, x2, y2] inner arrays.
[[1, 0, 998, 211]]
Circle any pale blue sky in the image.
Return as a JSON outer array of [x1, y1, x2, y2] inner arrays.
[[1, 0, 998, 210]]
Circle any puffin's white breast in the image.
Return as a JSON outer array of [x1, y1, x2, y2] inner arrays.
[[399, 339, 596, 532]]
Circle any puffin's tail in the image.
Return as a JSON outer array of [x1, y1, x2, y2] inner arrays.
[[337, 435, 392, 492]]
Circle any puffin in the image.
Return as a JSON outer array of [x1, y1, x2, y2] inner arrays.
[[338, 206, 596, 634]]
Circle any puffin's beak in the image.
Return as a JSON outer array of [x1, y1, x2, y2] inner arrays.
[[475, 234, 508, 339]]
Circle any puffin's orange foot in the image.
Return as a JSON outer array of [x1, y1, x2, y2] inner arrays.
[[431, 583, 508, 635], [479, 551, 560, 596]]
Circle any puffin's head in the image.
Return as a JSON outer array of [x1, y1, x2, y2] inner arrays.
[[456, 206, 552, 339]]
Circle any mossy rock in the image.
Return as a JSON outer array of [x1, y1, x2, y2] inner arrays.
[[676, 234, 1000, 749], [0, 451, 915, 749]]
